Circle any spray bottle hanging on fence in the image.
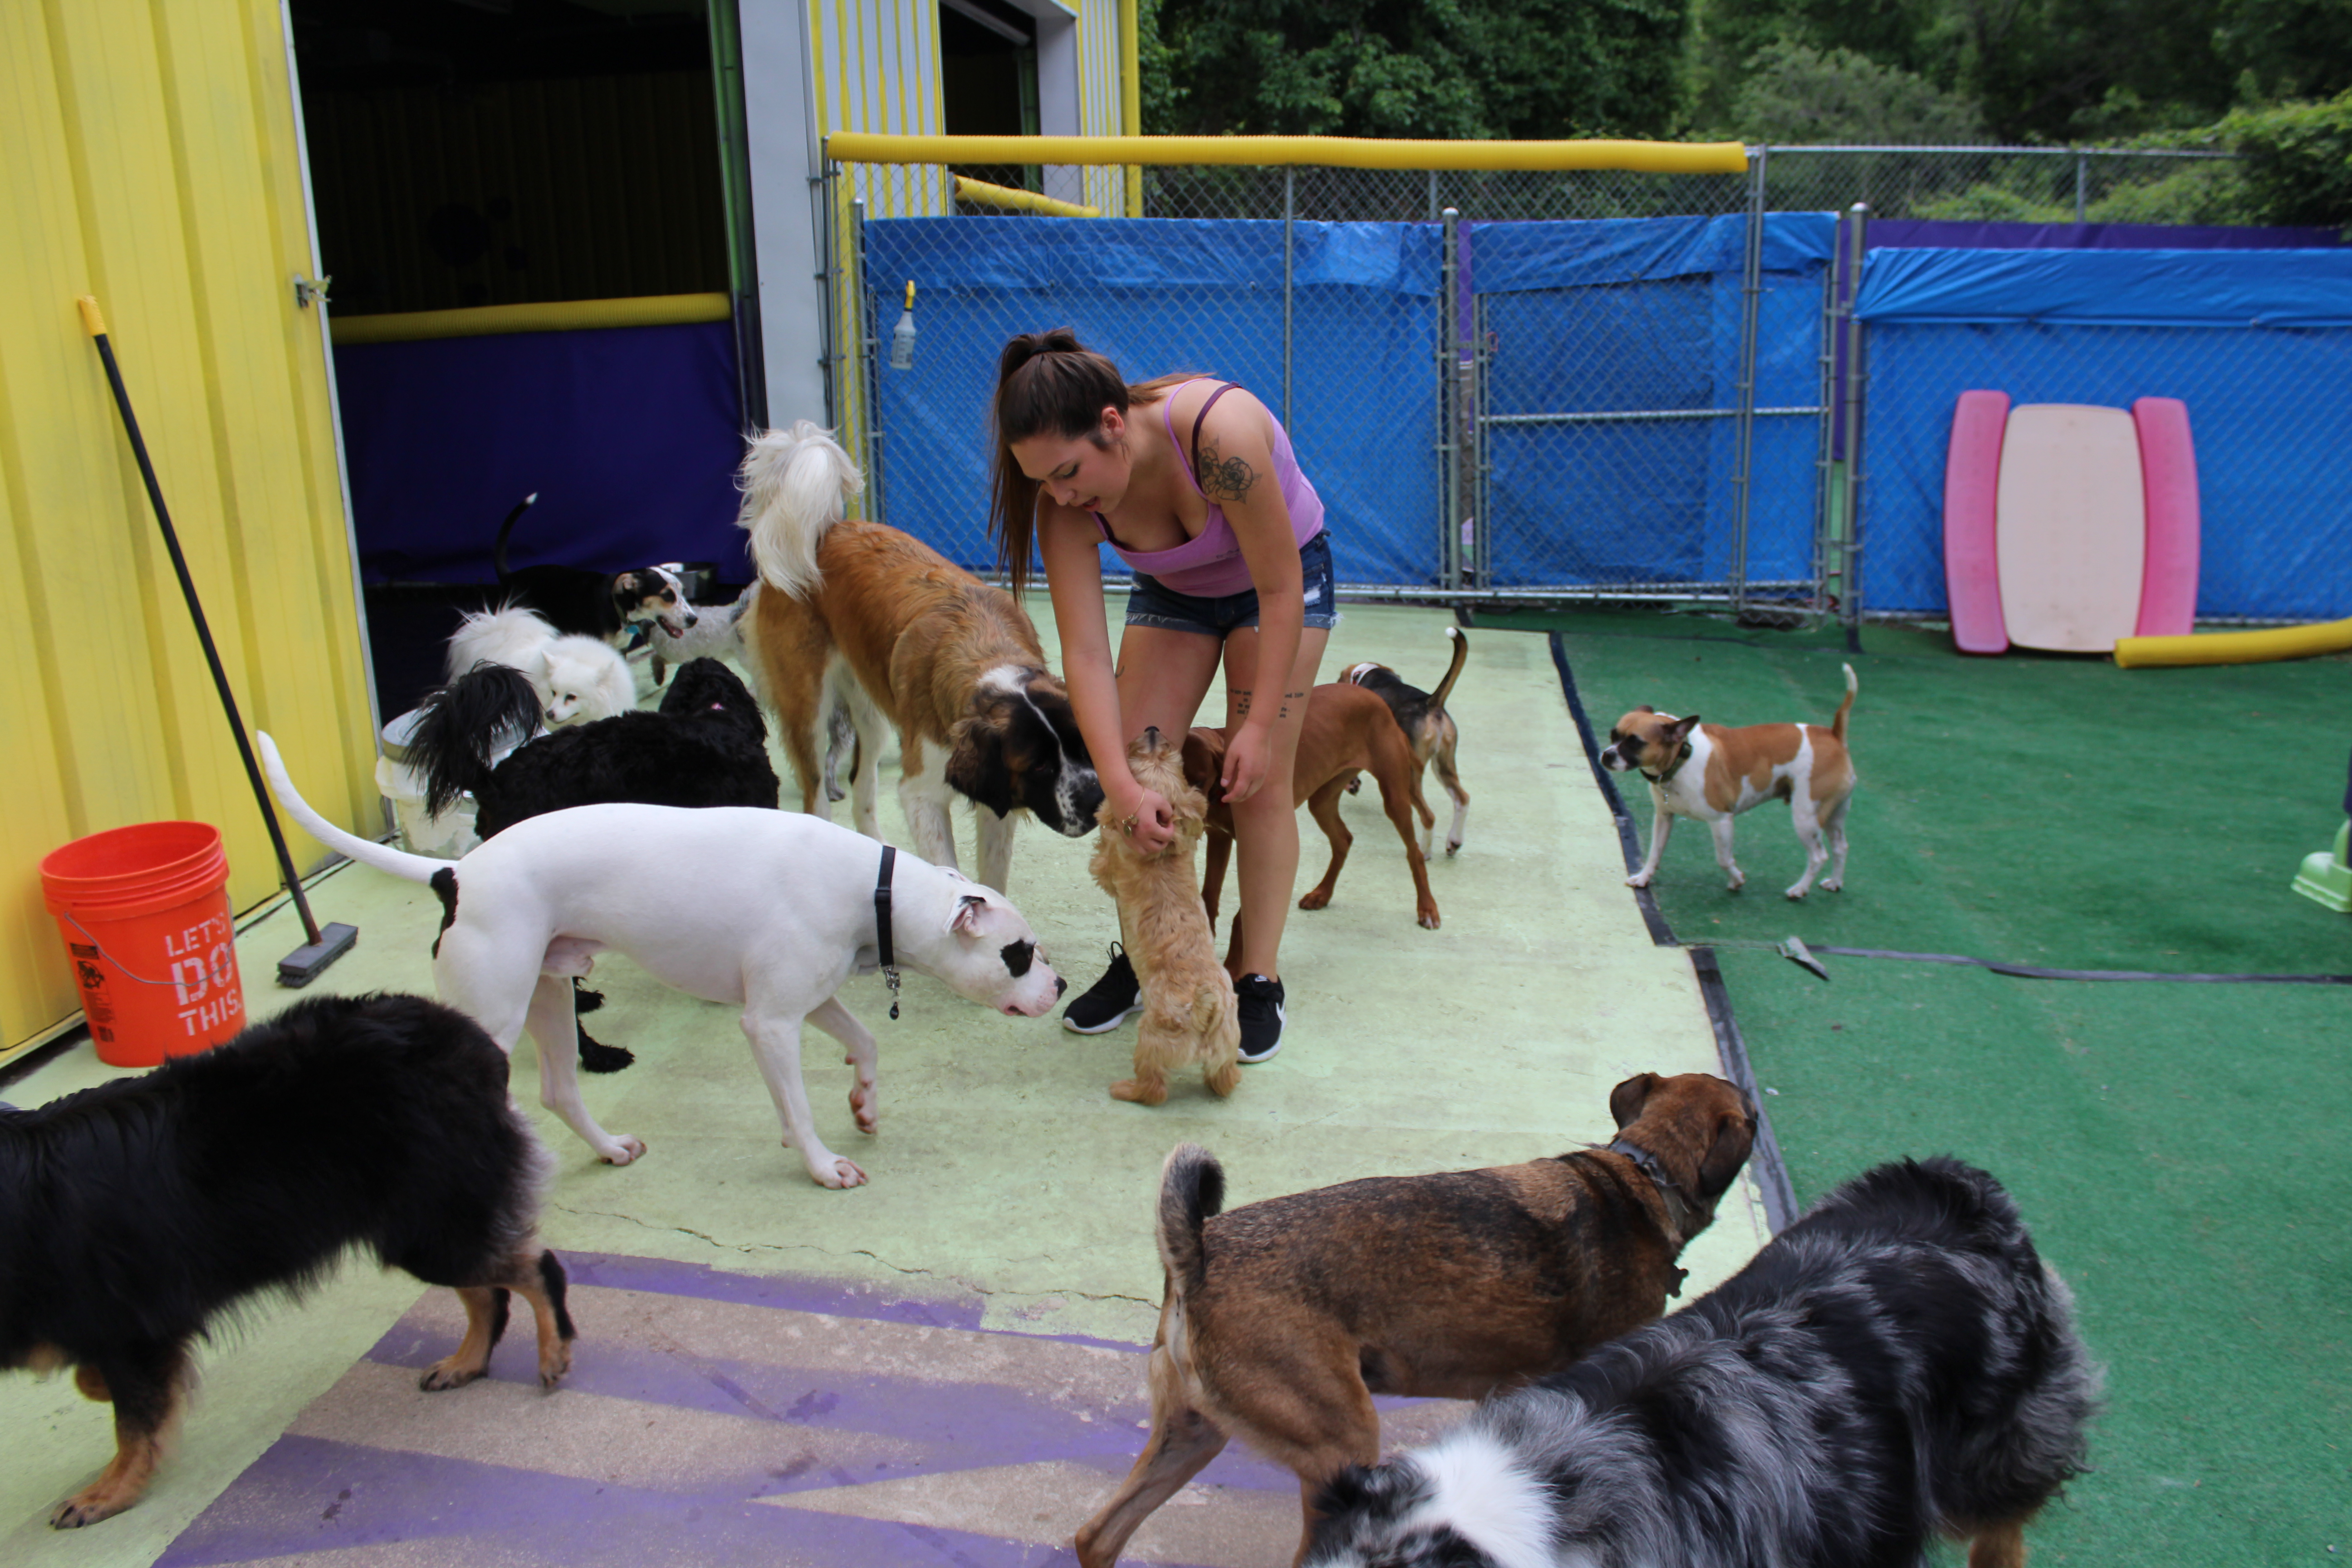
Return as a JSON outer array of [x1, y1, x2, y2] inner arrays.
[[889, 282, 917, 370]]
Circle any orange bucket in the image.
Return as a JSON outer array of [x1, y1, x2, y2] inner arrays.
[[40, 822, 246, 1068]]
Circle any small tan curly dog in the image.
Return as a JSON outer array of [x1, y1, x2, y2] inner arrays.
[[1089, 726, 1242, 1106]]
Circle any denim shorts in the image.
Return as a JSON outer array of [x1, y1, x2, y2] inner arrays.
[[1124, 530, 1338, 637]]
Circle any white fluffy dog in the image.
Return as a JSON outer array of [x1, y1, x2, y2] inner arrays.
[[447, 605, 635, 726]]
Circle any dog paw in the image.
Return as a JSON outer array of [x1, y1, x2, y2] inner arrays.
[[1446, 838, 1463, 856], [419, 1357, 486, 1392], [49, 1490, 131, 1530], [1418, 907, 1441, 930], [598, 1136, 648, 1166], [811, 1154, 868, 1188], [538, 1343, 573, 1388], [1784, 885, 1810, 901], [1297, 889, 1333, 911], [1109, 1078, 1168, 1105], [1822, 877, 1843, 892]]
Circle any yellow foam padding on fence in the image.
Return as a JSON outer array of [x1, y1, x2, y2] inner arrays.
[[953, 175, 1101, 217], [2115, 616, 2352, 667], [831, 132, 1749, 175], [331, 291, 732, 345]]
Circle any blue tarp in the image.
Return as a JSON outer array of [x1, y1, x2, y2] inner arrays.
[[336, 320, 749, 583], [864, 217, 1441, 586], [1857, 246, 2352, 326], [1853, 246, 2352, 617], [1469, 214, 1835, 590]]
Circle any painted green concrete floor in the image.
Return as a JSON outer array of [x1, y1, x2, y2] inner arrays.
[[0, 603, 1769, 1565]]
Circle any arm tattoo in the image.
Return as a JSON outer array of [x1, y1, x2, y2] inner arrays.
[[1234, 690, 1252, 717], [1196, 438, 1259, 505], [1280, 688, 1308, 718]]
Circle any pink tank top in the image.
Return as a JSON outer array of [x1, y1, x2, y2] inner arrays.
[[1091, 382, 1326, 598]]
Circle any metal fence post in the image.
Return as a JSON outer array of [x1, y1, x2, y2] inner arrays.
[[2075, 152, 2088, 222], [1730, 146, 1768, 618], [1814, 233, 1839, 622], [1841, 201, 1870, 632], [1283, 167, 1296, 431], [853, 195, 882, 520], [816, 162, 838, 428], [1439, 205, 1460, 592]]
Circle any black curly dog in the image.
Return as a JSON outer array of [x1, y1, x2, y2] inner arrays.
[[0, 993, 574, 1529], [406, 656, 781, 1070]]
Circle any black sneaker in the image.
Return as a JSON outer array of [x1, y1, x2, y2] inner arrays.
[[1063, 943, 1142, 1034], [1235, 974, 1285, 1063]]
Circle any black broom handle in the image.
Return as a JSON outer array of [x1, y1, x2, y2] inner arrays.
[[78, 296, 326, 948]]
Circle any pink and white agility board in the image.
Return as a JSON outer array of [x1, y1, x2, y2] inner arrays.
[[1943, 390, 2010, 654], [2131, 396, 2200, 638]]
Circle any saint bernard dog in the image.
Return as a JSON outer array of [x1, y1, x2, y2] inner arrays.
[[736, 421, 1103, 892]]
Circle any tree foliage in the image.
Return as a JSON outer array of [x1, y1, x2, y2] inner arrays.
[[1135, 0, 2352, 226], [1142, 0, 1692, 141]]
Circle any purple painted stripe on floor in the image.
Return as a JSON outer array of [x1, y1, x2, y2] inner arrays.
[[357, 1330, 1292, 1494], [158, 1434, 1229, 1568], [555, 1250, 987, 1329]]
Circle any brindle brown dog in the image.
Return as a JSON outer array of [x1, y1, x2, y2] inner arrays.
[[1073, 1071, 1757, 1568], [1183, 682, 1440, 971]]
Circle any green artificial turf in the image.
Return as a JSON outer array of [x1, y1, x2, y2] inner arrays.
[[1537, 608, 2352, 1565]]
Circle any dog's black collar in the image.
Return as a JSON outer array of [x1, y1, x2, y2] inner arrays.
[[1640, 741, 1694, 787], [875, 847, 902, 1020], [1603, 1137, 1701, 1259]]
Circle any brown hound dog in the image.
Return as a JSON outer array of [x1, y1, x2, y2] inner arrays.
[[1184, 682, 1440, 973]]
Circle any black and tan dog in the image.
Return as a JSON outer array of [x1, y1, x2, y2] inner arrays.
[[493, 491, 697, 646], [1073, 1071, 1756, 1567], [1343, 625, 1470, 857], [0, 993, 574, 1529]]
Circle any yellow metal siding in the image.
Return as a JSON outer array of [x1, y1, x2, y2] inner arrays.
[[1, 0, 379, 1053]]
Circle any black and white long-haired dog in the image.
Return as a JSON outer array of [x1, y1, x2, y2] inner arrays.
[[493, 491, 698, 646], [0, 993, 575, 1530], [1305, 1158, 2099, 1568], [406, 657, 782, 1071]]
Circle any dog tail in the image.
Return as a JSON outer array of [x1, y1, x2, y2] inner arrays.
[[1427, 624, 1470, 710], [1830, 662, 1857, 744], [257, 731, 456, 886], [1155, 1143, 1225, 1297], [407, 664, 543, 816], [736, 421, 864, 601], [491, 492, 539, 585]]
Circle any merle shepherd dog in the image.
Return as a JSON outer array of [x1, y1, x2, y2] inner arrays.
[[407, 656, 782, 1071], [0, 993, 574, 1530], [1305, 1157, 2099, 1568]]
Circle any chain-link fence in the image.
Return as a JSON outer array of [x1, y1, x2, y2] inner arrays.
[[825, 144, 2268, 623]]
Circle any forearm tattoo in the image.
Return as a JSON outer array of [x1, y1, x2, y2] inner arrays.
[[1281, 688, 1307, 719], [1234, 689, 1252, 717], [1196, 438, 1259, 504]]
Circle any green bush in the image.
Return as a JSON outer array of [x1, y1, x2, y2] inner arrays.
[[2220, 91, 2352, 228]]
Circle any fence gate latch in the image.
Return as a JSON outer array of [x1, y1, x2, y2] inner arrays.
[[292, 274, 332, 310]]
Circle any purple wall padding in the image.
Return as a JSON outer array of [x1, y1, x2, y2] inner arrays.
[[2132, 396, 2201, 637], [334, 318, 751, 583], [1944, 390, 2010, 654]]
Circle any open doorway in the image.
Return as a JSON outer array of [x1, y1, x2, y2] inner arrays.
[[939, 0, 1040, 201], [288, 0, 756, 725]]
